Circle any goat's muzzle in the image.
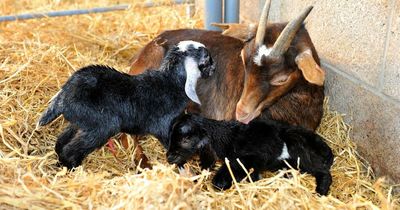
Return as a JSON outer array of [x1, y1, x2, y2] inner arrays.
[[236, 102, 257, 124], [167, 152, 185, 165]]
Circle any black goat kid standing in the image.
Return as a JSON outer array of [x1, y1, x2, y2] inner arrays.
[[167, 114, 334, 195], [38, 41, 215, 169]]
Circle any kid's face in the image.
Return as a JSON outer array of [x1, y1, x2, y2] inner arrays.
[[166, 120, 201, 166]]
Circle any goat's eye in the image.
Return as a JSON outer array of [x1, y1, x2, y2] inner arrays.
[[276, 77, 287, 83], [182, 137, 190, 144], [180, 137, 192, 148]]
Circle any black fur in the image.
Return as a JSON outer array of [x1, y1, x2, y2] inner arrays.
[[167, 114, 334, 195], [39, 43, 215, 169]]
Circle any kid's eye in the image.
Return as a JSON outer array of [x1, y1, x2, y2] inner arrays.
[[182, 137, 190, 143], [181, 137, 192, 148]]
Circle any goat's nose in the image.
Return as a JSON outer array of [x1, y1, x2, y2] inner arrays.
[[167, 153, 176, 163], [236, 103, 250, 121], [167, 156, 173, 163]]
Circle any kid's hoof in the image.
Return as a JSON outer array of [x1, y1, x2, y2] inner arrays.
[[212, 175, 232, 190]]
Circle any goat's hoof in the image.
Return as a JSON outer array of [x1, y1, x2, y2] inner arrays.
[[212, 175, 232, 190], [316, 187, 329, 196], [57, 159, 75, 170], [250, 172, 261, 182], [58, 158, 80, 170], [57, 150, 83, 170], [200, 160, 215, 170]]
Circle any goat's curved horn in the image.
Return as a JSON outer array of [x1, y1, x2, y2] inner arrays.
[[269, 6, 313, 57], [254, 0, 272, 46]]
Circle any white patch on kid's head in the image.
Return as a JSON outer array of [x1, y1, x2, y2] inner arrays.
[[277, 143, 290, 160], [177, 40, 205, 52], [184, 57, 202, 104], [253, 45, 272, 66]]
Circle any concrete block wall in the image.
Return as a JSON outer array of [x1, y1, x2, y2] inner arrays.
[[237, 0, 400, 183]]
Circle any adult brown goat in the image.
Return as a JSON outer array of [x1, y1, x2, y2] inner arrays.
[[125, 2, 325, 168]]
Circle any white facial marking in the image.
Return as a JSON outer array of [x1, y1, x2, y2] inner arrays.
[[253, 45, 272, 66], [177, 40, 205, 52], [277, 143, 290, 160], [184, 57, 202, 105]]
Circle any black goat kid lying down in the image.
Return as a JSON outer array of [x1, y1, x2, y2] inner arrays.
[[38, 41, 215, 169], [167, 114, 334, 195]]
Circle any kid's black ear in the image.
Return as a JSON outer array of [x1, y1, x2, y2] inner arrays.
[[175, 112, 188, 122], [196, 137, 209, 149], [198, 48, 215, 77], [168, 115, 182, 148], [170, 113, 188, 132]]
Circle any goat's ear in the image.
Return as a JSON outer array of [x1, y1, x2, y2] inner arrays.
[[129, 38, 165, 75], [240, 49, 246, 65], [295, 50, 325, 86], [211, 22, 230, 30], [211, 23, 257, 42], [196, 137, 209, 149], [198, 48, 215, 78]]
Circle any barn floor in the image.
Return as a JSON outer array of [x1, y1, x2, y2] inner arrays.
[[0, 0, 399, 209]]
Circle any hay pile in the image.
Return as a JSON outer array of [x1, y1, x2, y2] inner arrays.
[[0, 0, 399, 209]]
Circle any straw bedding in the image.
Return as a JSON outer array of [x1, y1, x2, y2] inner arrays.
[[0, 0, 399, 209]]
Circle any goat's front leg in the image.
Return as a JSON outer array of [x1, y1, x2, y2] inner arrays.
[[314, 171, 332, 196], [212, 158, 254, 190], [212, 163, 233, 190], [199, 145, 217, 170]]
